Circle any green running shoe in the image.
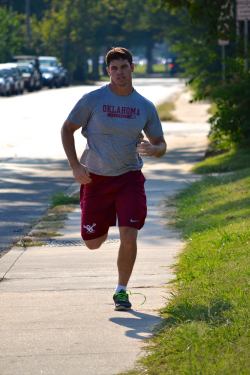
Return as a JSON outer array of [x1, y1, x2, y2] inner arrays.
[[113, 289, 132, 311]]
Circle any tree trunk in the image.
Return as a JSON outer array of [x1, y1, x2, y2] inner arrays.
[[91, 52, 100, 80], [73, 57, 88, 82], [146, 40, 154, 74]]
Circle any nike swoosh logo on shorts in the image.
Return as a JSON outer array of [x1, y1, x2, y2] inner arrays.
[[130, 219, 139, 223]]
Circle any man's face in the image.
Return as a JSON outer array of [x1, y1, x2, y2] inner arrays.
[[107, 59, 134, 87]]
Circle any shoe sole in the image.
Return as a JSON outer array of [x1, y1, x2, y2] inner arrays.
[[114, 305, 132, 311]]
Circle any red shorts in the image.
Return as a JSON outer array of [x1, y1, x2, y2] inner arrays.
[[80, 170, 147, 240]]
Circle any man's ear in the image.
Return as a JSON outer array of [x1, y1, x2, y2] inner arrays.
[[106, 66, 110, 76], [131, 63, 135, 72]]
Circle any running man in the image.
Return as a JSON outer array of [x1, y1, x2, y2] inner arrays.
[[61, 47, 166, 310]]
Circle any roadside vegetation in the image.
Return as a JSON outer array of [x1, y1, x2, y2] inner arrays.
[[51, 192, 79, 207], [156, 100, 176, 121], [122, 147, 250, 375], [17, 192, 79, 248]]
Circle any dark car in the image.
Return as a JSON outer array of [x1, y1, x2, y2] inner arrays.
[[17, 62, 42, 91], [40, 65, 60, 88], [13, 56, 42, 91], [38, 56, 69, 87], [58, 65, 70, 86]]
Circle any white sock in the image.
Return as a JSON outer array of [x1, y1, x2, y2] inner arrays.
[[115, 284, 127, 293]]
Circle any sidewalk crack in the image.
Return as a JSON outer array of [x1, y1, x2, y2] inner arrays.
[[0, 248, 26, 282]]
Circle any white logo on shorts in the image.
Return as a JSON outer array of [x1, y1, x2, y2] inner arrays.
[[83, 223, 96, 233], [130, 219, 139, 223]]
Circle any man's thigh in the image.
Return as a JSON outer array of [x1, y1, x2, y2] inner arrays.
[[116, 171, 147, 230], [80, 183, 116, 240]]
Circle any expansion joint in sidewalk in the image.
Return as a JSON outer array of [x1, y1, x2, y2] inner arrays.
[[0, 248, 26, 282]]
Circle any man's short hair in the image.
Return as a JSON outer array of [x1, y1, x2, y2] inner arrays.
[[105, 47, 133, 66]]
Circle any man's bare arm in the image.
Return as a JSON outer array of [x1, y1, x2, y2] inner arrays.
[[61, 120, 91, 184], [136, 135, 166, 158]]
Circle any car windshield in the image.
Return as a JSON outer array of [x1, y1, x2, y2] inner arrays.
[[39, 59, 58, 67], [40, 66, 52, 72], [19, 65, 32, 73]]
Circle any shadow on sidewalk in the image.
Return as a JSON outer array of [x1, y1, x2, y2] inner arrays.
[[0, 157, 73, 254], [109, 309, 162, 340]]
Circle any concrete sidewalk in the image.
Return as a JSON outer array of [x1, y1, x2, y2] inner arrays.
[[0, 121, 209, 375]]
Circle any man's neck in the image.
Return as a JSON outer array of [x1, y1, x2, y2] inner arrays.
[[109, 83, 134, 96]]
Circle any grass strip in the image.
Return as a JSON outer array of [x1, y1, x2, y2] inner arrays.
[[194, 147, 250, 174], [17, 192, 79, 248], [156, 101, 177, 121], [122, 151, 250, 375], [51, 192, 79, 207]]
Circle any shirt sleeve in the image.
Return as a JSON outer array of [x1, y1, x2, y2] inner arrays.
[[66, 94, 92, 129], [143, 102, 163, 138]]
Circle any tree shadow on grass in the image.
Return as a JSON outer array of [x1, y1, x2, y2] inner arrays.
[[161, 298, 232, 328], [110, 299, 232, 341]]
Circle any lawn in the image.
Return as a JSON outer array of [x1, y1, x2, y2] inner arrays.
[[122, 147, 250, 375], [156, 100, 176, 121]]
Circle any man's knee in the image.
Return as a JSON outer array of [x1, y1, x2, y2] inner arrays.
[[85, 241, 102, 250], [119, 227, 138, 247], [84, 233, 107, 250]]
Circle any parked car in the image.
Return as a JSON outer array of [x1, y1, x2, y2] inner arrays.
[[0, 64, 16, 95], [0, 68, 12, 96], [39, 65, 57, 88], [13, 55, 42, 91], [17, 62, 42, 92], [38, 56, 69, 87], [58, 65, 70, 86], [4, 63, 25, 94]]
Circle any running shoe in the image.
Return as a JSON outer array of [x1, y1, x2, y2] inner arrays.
[[113, 289, 132, 311]]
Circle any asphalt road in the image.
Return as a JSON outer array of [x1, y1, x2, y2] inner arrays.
[[0, 78, 185, 254]]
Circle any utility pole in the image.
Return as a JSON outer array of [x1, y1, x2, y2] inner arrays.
[[236, 0, 250, 72], [218, 1, 231, 81]]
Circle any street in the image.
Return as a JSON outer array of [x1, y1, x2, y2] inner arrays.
[[0, 78, 185, 253]]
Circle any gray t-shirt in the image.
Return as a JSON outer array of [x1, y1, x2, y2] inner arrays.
[[67, 85, 163, 176]]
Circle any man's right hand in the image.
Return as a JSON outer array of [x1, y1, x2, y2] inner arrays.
[[72, 163, 92, 184]]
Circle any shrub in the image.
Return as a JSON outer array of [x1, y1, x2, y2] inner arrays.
[[210, 72, 250, 145]]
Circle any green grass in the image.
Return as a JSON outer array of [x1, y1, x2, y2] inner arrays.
[[17, 193, 80, 247], [194, 147, 250, 174], [153, 64, 167, 73], [156, 101, 176, 121], [133, 63, 166, 76], [121, 149, 250, 375], [51, 192, 79, 207]]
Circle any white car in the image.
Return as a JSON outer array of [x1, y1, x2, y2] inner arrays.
[[0, 65, 13, 95]]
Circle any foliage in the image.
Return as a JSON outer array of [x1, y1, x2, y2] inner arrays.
[[150, 0, 250, 146], [0, 0, 170, 79], [209, 71, 250, 144], [0, 6, 25, 62]]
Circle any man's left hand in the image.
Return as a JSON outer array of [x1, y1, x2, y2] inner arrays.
[[136, 140, 156, 156]]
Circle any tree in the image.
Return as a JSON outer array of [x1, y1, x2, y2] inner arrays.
[[150, 0, 250, 145], [0, 6, 25, 62]]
